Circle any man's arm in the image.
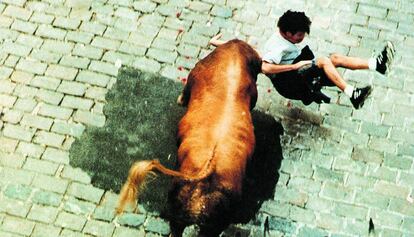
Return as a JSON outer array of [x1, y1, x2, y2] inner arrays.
[[261, 60, 312, 74]]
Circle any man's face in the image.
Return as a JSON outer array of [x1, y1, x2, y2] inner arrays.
[[285, 31, 306, 44]]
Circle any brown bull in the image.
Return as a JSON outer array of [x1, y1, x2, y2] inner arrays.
[[116, 39, 262, 237]]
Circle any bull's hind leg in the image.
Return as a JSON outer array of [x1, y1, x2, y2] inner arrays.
[[169, 221, 186, 237]]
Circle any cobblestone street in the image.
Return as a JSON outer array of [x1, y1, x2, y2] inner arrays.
[[0, 0, 414, 236]]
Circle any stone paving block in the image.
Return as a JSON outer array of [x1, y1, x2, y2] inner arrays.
[[4, 183, 32, 201], [3, 5, 32, 21], [67, 182, 105, 204], [312, 167, 345, 184], [113, 226, 145, 237], [30, 76, 61, 90], [321, 182, 354, 203], [13, 84, 39, 99], [332, 157, 366, 175], [0, 28, 19, 42], [83, 219, 115, 237], [127, 32, 154, 48], [355, 190, 390, 209], [1, 216, 35, 236], [36, 89, 64, 105], [29, 12, 55, 24], [61, 95, 94, 110], [4, 55, 20, 68], [2, 109, 24, 124], [45, 64, 78, 81], [274, 187, 308, 207], [151, 37, 176, 52], [3, 124, 36, 142], [350, 25, 379, 39], [147, 48, 178, 64], [63, 196, 96, 215], [118, 42, 146, 56], [0, 152, 25, 168], [103, 27, 130, 41], [133, 0, 157, 13], [53, 17, 81, 30], [289, 205, 316, 224], [132, 57, 161, 73], [389, 198, 414, 216], [60, 55, 90, 69], [15, 141, 44, 158], [76, 70, 112, 88], [10, 71, 34, 85], [1, 41, 32, 57], [57, 81, 88, 96], [374, 180, 410, 199], [0, 80, 16, 94], [0, 66, 13, 80], [0, 195, 32, 218], [21, 114, 54, 130], [315, 213, 344, 232], [11, 19, 38, 34], [181, 32, 210, 47], [61, 165, 90, 184], [32, 174, 68, 194], [1, 0, 26, 7], [1, 167, 34, 185], [30, 49, 62, 64], [32, 190, 63, 207], [15, 59, 47, 75], [102, 51, 134, 67], [91, 36, 121, 51], [42, 147, 69, 164], [287, 176, 322, 194], [32, 223, 61, 237], [305, 195, 334, 213], [51, 120, 85, 138], [35, 24, 67, 40], [34, 130, 65, 148], [93, 206, 115, 222], [55, 211, 87, 231], [351, 147, 384, 164], [117, 213, 146, 227], [79, 21, 107, 35], [358, 4, 388, 18], [145, 216, 171, 236], [72, 44, 104, 60], [27, 204, 59, 224], [23, 158, 59, 175], [89, 60, 119, 76], [65, 30, 94, 44], [41, 39, 74, 55]]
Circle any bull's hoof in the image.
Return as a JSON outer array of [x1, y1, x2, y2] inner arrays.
[[177, 93, 184, 106]]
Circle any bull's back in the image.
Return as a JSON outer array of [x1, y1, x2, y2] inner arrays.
[[177, 40, 260, 185]]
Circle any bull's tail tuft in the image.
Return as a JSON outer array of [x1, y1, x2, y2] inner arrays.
[[116, 160, 157, 214]]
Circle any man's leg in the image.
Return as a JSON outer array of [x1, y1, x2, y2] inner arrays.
[[316, 57, 372, 109], [329, 41, 395, 74]]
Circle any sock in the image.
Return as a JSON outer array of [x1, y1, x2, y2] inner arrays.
[[344, 85, 354, 97], [368, 58, 376, 70]]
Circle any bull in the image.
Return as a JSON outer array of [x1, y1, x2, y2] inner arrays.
[[116, 39, 262, 237]]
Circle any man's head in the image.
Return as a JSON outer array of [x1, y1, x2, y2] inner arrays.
[[277, 10, 311, 43]]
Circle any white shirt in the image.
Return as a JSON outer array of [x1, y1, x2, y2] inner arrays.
[[262, 33, 302, 65]]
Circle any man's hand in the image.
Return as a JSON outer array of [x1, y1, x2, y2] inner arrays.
[[209, 33, 225, 47], [294, 60, 312, 70]]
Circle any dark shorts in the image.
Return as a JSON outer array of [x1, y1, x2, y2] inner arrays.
[[268, 63, 334, 105]]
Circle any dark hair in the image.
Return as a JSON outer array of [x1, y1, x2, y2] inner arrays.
[[277, 10, 311, 34]]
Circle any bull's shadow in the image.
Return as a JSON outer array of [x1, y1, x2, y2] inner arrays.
[[69, 68, 283, 230], [231, 110, 284, 224]]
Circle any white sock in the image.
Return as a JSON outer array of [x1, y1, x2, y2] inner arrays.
[[368, 58, 376, 70], [344, 85, 354, 97]]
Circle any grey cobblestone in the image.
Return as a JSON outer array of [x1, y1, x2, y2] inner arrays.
[[32, 190, 63, 207], [27, 204, 59, 224], [67, 182, 104, 204], [23, 158, 59, 175], [51, 120, 85, 138], [55, 211, 87, 231], [84, 219, 115, 237], [15, 141, 44, 158], [42, 147, 69, 164], [32, 174, 68, 194], [1, 216, 35, 236], [63, 196, 96, 215], [32, 223, 61, 237], [57, 81, 88, 96], [38, 103, 73, 120]]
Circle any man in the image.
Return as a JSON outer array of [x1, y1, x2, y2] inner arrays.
[[210, 10, 395, 109]]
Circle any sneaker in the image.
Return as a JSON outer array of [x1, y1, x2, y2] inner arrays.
[[350, 86, 373, 109], [376, 41, 395, 74]]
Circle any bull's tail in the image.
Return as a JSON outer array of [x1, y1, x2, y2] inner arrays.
[[116, 158, 216, 214]]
